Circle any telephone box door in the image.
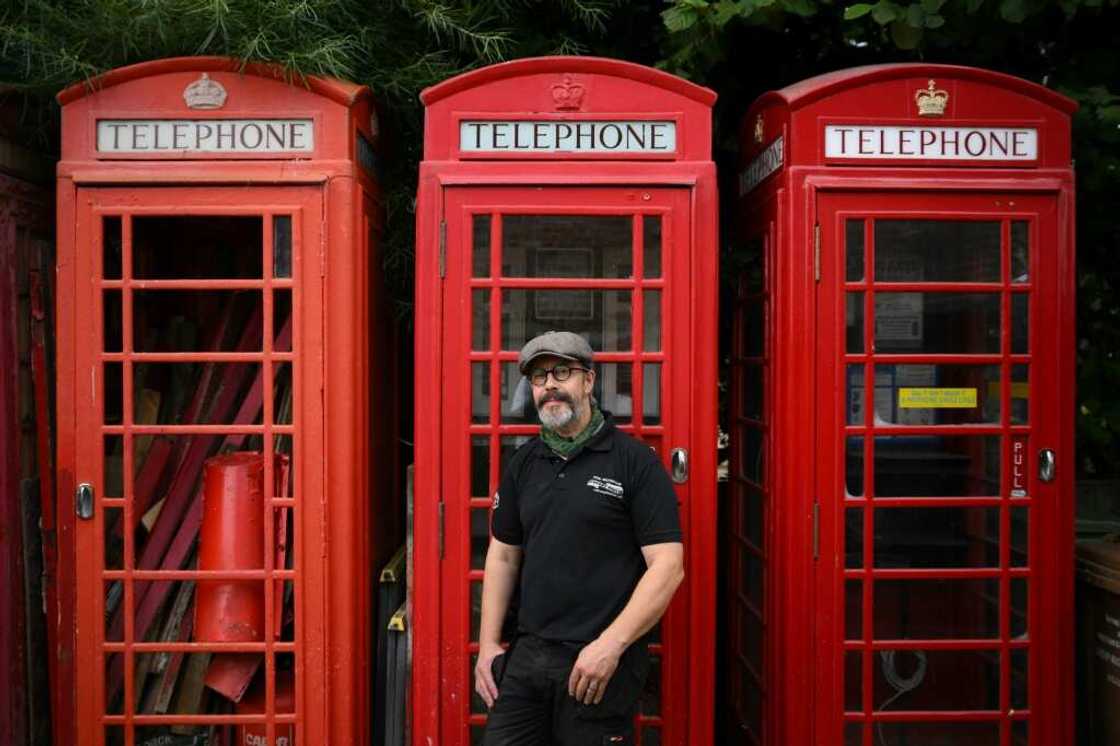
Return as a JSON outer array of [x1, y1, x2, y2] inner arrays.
[[439, 185, 692, 746], [814, 190, 1066, 746], [69, 185, 326, 745]]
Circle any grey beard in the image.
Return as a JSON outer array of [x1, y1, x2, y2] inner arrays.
[[538, 401, 577, 430]]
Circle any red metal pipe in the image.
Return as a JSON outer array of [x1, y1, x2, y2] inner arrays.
[[196, 452, 266, 642]]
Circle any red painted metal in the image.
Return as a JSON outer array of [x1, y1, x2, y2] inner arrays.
[[415, 57, 718, 746], [56, 57, 394, 746], [197, 453, 268, 643], [237, 671, 295, 746], [731, 64, 1076, 746]]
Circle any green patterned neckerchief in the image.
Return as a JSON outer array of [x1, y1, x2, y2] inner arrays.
[[540, 405, 605, 459]]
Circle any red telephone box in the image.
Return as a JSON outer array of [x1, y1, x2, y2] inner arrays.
[[728, 64, 1076, 746], [54, 57, 398, 745], [414, 57, 719, 745]]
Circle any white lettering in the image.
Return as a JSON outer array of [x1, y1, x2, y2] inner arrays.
[[459, 120, 677, 154], [97, 119, 315, 154], [824, 125, 1038, 162], [738, 136, 784, 195]]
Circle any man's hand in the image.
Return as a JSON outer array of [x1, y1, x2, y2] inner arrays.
[[474, 643, 505, 709], [568, 637, 625, 705]]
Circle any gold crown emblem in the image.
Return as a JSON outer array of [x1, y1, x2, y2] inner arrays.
[[183, 73, 228, 110], [915, 79, 948, 117], [753, 114, 765, 144], [551, 75, 585, 111]]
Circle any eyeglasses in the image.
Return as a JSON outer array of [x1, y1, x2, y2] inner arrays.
[[528, 364, 588, 386]]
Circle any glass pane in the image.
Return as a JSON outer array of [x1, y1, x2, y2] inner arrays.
[[274, 288, 292, 352], [472, 362, 490, 424], [873, 579, 999, 639], [744, 364, 763, 420], [874, 507, 999, 568], [644, 215, 662, 278], [1012, 294, 1029, 354], [846, 508, 863, 568], [741, 427, 763, 485], [133, 216, 263, 279], [1011, 507, 1029, 567], [133, 364, 262, 424], [500, 289, 631, 351], [473, 214, 491, 277], [874, 435, 1000, 498], [846, 580, 863, 640], [875, 293, 1000, 354], [1011, 220, 1029, 282], [875, 220, 1000, 282], [103, 216, 122, 280], [742, 551, 763, 608], [502, 215, 631, 278], [104, 362, 123, 425], [644, 290, 662, 351], [743, 490, 763, 549], [593, 363, 632, 423], [846, 218, 865, 282], [273, 362, 293, 425], [104, 290, 122, 353], [640, 655, 661, 715], [874, 722, 999, 746], [872, 364, 1001, 425], [104, 435, 123, 498], [874, 649, 998, 711], [844, 723, 862, 746], [1012, 720, 1028, 746], [643, 363, 662, 425], [501, 362, 536, 424], [847, 292, 864, 354], [1011, 579, 1028, 638], [845, 650, 862, 711], [846, 437, 864, 498], [471, 436, 489, 497], [641, 726, 663, 746], [471, 581, 482, 641], [133, 290, 263, 352], [847, 365, 891, 426], [272, 215, 292, 278], [471, 509, 488, 571], [472, 289, 490, 350], [743, 300, 764, 357], [104, 508, 124, 571], [1011, 364, 1029, 424], [1011, 648, 1028, 708]]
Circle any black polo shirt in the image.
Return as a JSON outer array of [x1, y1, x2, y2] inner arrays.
[[491, 414, 682, 643]]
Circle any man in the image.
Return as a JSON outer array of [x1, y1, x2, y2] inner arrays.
[[475, 330, 684, 746]]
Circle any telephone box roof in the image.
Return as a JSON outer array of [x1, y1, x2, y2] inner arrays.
[[762, 63, 1075, 114], [57, 56, 370, 107], [420, 55, 716, 107]]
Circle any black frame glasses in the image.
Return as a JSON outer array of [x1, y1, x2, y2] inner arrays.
[[528, 364, 589, 386]]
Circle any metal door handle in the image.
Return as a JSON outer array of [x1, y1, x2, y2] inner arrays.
[[670, 448, 688, 484], [1039, 449, 1056, 483], [76, 482, 94, 520]]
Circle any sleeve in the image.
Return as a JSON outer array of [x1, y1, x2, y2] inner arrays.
[[628, 446, 683, 546], [490, 451, 524, 545]]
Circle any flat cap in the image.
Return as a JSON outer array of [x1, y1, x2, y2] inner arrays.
[[518, 331, 594, 373]]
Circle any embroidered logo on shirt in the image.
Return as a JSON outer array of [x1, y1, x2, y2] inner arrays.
[[586, 475, 624, 499], [492, 491, 500, 510]]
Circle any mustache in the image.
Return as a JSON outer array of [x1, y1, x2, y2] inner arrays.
[[537, 391, 575, 409]]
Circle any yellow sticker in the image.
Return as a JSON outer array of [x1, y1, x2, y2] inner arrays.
[[899, 388, 978, 409]]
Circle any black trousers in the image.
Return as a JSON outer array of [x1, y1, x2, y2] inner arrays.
[[482, 634, 650, 746]]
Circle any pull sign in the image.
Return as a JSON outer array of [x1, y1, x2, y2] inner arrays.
[[670, 448, 689, 484], [1011, 436, 1029, 497], [1039, 449, 1056, 483], [76, 482, 94, 520]]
